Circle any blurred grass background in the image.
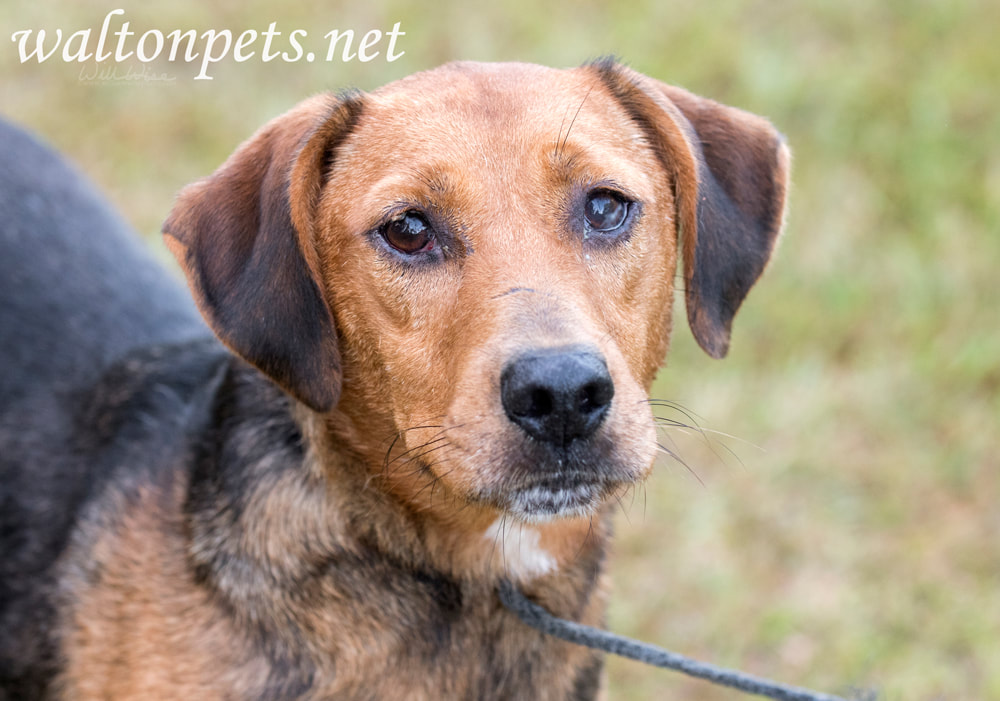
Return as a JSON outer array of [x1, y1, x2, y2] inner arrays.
[[3, 0, 998, 698]]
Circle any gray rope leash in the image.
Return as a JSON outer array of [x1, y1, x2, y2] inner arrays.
[[498, 580, 849, 701]]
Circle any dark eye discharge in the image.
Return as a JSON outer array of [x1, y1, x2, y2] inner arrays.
[[584, 190, 630, 233], [381, 211, 434, 255]]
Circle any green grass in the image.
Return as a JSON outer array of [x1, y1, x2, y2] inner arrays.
[[4, 1, 998, 698]]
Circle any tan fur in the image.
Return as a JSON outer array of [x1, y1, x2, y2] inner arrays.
[[56, 479, 260, 700]]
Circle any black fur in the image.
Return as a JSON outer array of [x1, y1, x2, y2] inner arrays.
[[569, 653, 605, 701], [0, 120, 223, 696], [0, 122, 207, 402]]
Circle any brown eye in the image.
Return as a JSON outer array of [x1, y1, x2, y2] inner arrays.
[[584, 190, 629, 232], [382, 212, 434, 254]]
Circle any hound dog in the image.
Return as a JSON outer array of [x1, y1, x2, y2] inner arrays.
[[0, 59, 789, 700]]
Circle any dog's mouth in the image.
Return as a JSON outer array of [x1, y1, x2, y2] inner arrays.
[[498, 472, 625, 522]]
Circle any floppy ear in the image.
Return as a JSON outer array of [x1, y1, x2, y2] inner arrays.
[[164, 93, 364, 411], [591, 61, 790, 358]]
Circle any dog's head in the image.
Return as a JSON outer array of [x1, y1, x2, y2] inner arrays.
[[165, 60, 788, 524]]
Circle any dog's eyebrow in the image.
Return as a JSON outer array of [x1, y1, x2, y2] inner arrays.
[[548, 147, 582, 173], [414, 168, 451, 194], [546, 147, 629, 192]]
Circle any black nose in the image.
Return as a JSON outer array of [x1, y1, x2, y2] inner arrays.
[[500, 347, 614, 447]]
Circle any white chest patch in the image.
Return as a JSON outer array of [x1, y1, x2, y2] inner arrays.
[[483, 518, 558, 580]]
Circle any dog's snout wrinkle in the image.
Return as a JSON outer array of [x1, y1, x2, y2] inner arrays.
[[490, 286, 555, 302], [500, 346, 614, 448]]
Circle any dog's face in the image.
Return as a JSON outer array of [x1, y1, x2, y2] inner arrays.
[[165, 61, 788, 525], [314, 63, 676, 521]]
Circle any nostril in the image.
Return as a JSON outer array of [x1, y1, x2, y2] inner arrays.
[[525, 386, 553, 418], [578, 379, 613, 414], [508, 384, 554, 419]]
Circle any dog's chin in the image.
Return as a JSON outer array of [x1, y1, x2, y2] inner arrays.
[[505, 482, 607, 523], [490, 473, 628, 523]]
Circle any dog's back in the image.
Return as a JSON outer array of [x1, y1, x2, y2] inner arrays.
[[0, 120, 207, 400], [0, 120, 218, 697]]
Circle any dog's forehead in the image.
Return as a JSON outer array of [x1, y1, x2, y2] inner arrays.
[[360, 61, 642, 152], [372, 62, 588, 108]]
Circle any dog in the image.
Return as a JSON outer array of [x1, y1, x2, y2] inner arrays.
[[0, 59, 789, 700]]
